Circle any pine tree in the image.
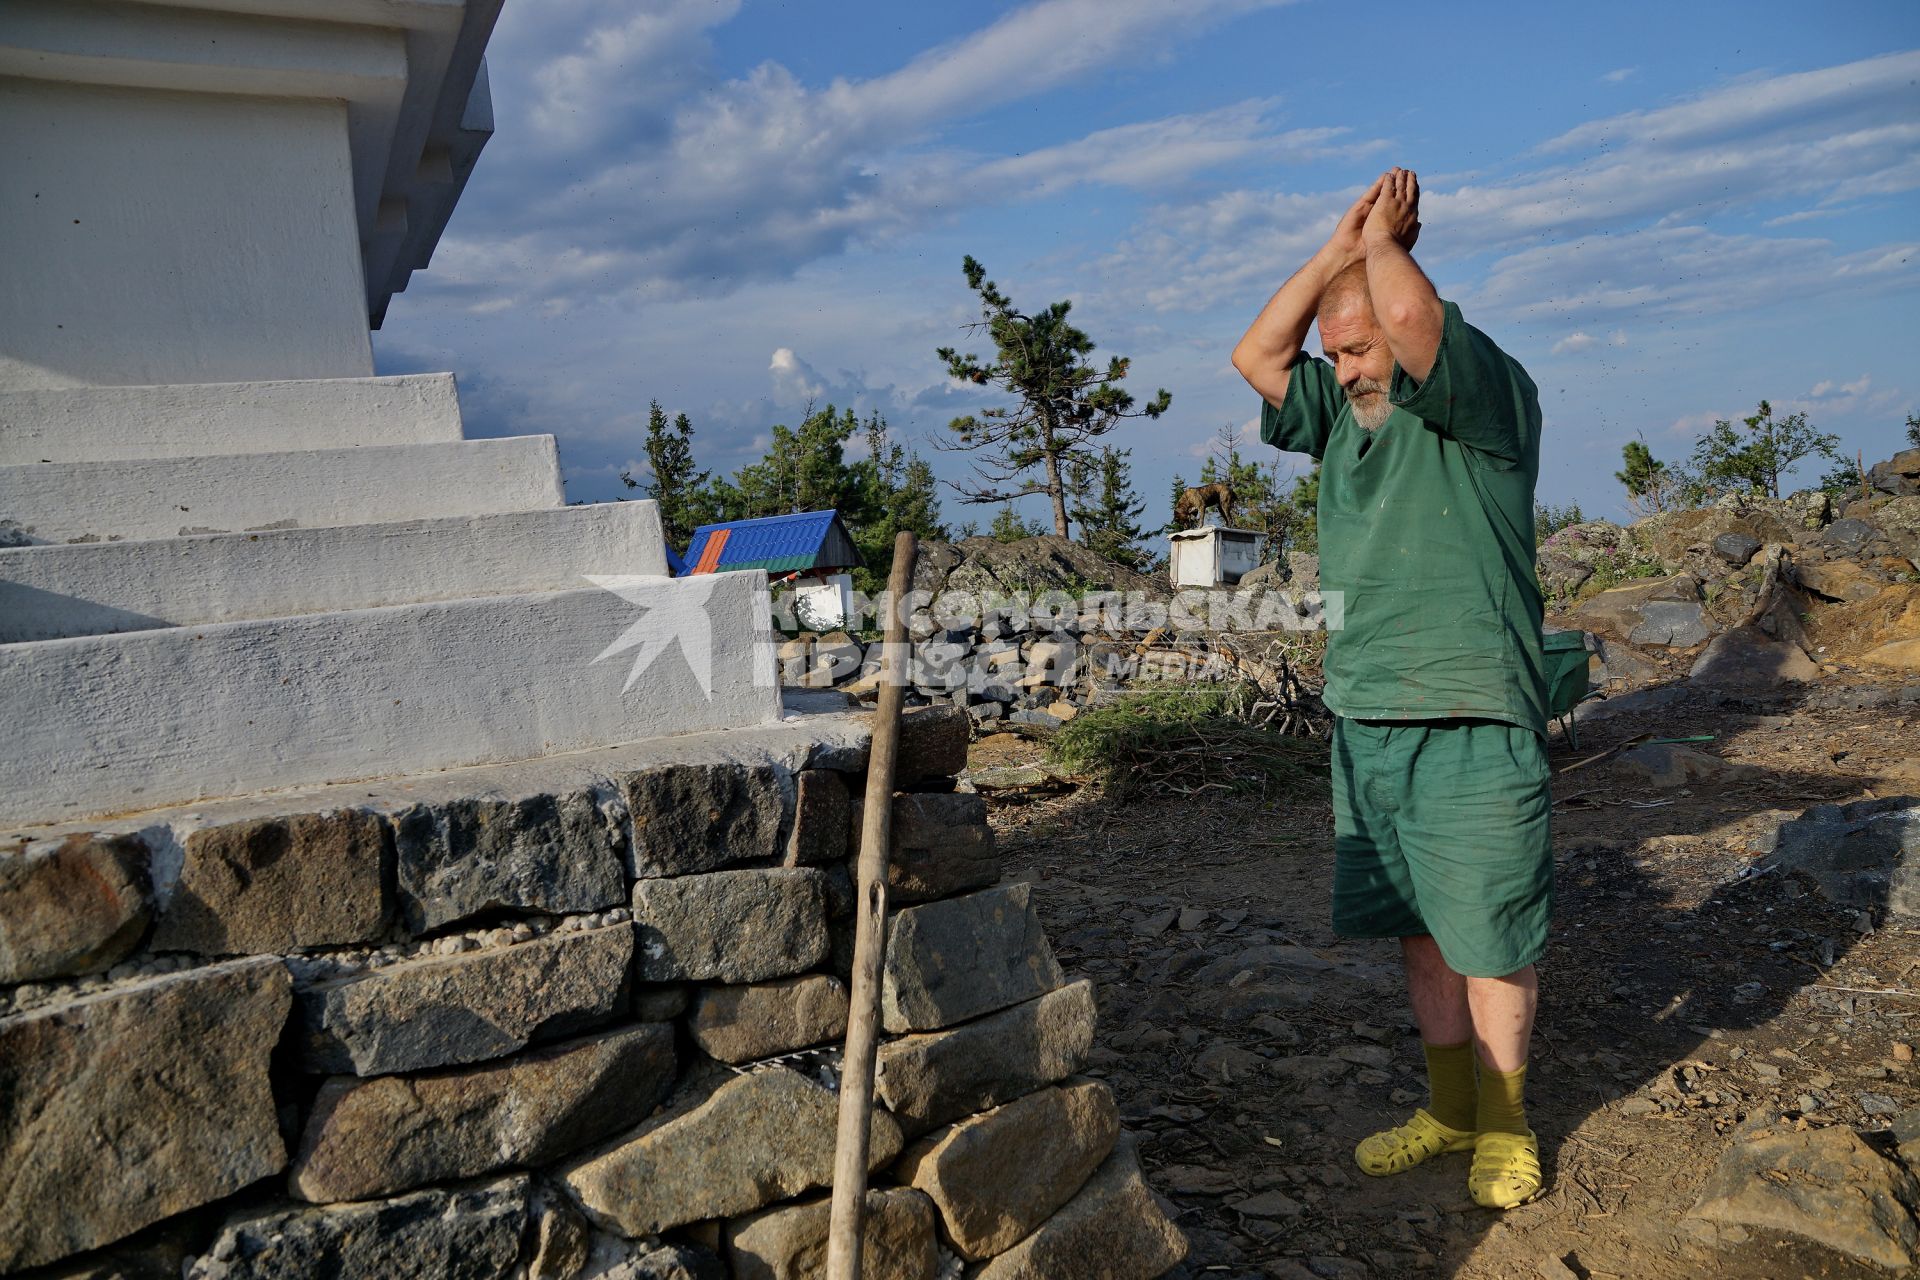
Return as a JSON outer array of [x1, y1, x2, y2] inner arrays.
[[937, 256, 1170, 536], [620, 401, 710, 548], [715, 404, 863, 520], [989, 503, 1047, 543], [1070, 445, 1148, 569], [849, 412, 946, 591], [1615, 436, 1675, 516]]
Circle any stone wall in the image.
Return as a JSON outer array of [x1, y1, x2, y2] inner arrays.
[[0, 705, 1186, 1279], [777, 542, 1326, 731]]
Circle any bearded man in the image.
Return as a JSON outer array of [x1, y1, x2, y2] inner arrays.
[[1232, 169, 1551, 1209]]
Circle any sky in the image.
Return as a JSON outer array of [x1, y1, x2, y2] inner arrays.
[[377, 0, 1920, 537]]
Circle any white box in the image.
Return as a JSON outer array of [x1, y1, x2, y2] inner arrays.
[[1169, 526, 1266, 587], [793, 572, 855, 630]]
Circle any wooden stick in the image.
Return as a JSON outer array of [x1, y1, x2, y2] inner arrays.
[[826, 530, 918, 1280]]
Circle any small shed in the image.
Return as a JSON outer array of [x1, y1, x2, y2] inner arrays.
[[681, 509, 864, 628], [1168, 526, 1266, 587]]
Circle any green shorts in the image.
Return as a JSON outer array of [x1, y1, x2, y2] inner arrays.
[[1330, 716, 1553, 978]]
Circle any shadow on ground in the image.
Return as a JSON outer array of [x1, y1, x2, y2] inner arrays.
[[993, 670, 1919, 1280]]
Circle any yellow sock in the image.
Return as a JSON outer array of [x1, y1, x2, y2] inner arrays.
[[1423, 1041, 1477, 1132], [1476, 1059, 1528, 1136]]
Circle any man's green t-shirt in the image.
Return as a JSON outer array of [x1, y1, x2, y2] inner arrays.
[[1260, 299, 1549, 735]]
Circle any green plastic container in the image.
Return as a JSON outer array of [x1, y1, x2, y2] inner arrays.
[[1542, 629, 1592, 745]]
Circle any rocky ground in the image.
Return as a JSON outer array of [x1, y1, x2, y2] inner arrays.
[[976, 665, 1920, 1280]]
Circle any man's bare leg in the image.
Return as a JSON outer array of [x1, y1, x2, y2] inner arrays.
[[1402, 934, 1471, 1044], [1354, 935, 1482, 1175], [1467, 964, 1537, 1073]]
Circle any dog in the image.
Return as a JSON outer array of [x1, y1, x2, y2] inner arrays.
[[1174, 481, 1235, 529]]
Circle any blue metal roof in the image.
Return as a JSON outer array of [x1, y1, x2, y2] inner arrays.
[[681, 509, 862, 577]]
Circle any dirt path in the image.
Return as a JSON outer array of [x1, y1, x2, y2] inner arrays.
[[981, 676, 1920, 1280]]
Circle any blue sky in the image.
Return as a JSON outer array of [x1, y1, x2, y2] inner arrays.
[[378, 0, 1920, 534]]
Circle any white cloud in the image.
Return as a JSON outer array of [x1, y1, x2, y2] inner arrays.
[[1099, 50, 1920, 321], [432, 0, 1303, 307], [1551, 331, 1597, 354], [1600, 67, 1637, 84], [768, 348, 826, 403]]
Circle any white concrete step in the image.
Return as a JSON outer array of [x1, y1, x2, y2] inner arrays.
[[0, 435, 563, 544], [0, 374, 465, 465], [0, 573, 781, 827], [1, 692, 868, 850], [1, 501, 672, 642]]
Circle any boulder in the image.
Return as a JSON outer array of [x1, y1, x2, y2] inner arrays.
[[1285, 550, 1320, 590], [393, 789, 625, 934], [896, 1079, 1119, 1259], [289, 1023, 677, 1202], [1758, 796, 1919, 919], [1541, 520, 1629, 566], [970, 1135, 1188, 1280], [1796, 560, 1888, 604], [1536, 550, 1592, 598], [1688, 625, 1820, 690], [938, 536, 1167, 606], [1866, 495, 1920, 558], [1689, 1115, 1920, 1270], [908, 540, 965, 598], [1863, 637, 1920, 672], [847, 791, 999, 903], [295, 923, 633, 1075], [1626, 508, 1796, 577], [1867, 448, 1920, 496], [525, 1184, 592, 1280], [632, 868, 831, 983], [1237, 560, 1282, 589], [881, 883, 1064, 1033], [1713, 532, 1762, 566], [0, 832, 149, 983], [1629, 600, 1714, 647], [1614, 744, 1759, 789], [896, 703, 969, 782], [21, 1218, 199, 1279], [1588, 635, 1658, 686], [724, 1188, 937, 1280], [595, 1243, 727, 1280], [1571, 684, 1688, 724], [1569, 574, 1700, 642], [686, 974, 849, 1064], [187, 1175, 531, 1280], [1824, 518, 1881, 554], [624, 762, 790, 878], [0, 958, 291, 1272], [784, 769, 850, 867], [155, 811, 389, 954], [875, 980, 1096, 1135], [561, 1066, 903, 1236]]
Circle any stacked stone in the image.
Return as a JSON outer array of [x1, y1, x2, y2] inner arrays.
[[0, 705, 1185, 1279], [779, 601, 1315, 731]]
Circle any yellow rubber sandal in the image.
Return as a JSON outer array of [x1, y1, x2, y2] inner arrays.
[[1468, 1129, 1543, 1208], [1354, 1109, 1478, 1177]]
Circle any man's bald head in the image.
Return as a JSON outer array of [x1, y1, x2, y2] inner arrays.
[[1315, 261, 1395, 431], [1317, 261, 1373, 329]]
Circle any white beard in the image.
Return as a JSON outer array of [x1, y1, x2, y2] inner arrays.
[[1347, 379, 1392, 431]]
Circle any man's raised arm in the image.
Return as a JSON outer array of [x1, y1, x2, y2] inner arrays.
[[1231, 176, 1384, 408], [1361, 167, 1444, 384]]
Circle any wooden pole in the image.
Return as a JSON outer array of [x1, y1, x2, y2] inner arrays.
[[825, 530, 918, 1280]]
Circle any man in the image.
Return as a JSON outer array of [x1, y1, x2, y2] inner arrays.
[[1231, 169, 1551, 1209]]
